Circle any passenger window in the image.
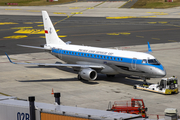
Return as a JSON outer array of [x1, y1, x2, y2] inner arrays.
[[142, 59, 147, 64]]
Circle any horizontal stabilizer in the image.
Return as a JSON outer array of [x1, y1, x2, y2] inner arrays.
[[17, 44, 51, 50]]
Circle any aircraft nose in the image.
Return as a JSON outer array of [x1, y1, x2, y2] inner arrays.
[[153, 67, 166, 77], [159, 70, 166, 77]]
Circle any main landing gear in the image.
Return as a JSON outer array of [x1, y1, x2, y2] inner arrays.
[[78, 74, 83, 80]]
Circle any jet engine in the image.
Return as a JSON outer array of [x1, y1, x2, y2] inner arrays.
[[78, 68, 97, 81]]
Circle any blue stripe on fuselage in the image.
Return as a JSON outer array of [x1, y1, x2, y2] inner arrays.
[[52, 49, 164, 71]]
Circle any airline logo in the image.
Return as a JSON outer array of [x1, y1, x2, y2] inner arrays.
[[45, 28, 52, 34], [45, 30, 48, 34]]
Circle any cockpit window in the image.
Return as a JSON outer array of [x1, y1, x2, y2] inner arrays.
[[142, 59, 147, 64], [148, 59, 160, 65]]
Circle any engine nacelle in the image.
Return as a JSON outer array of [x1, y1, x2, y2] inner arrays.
[[79, 68, 97, 81]]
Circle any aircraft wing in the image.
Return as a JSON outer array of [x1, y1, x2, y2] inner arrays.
[[5, 53, 104, 69]]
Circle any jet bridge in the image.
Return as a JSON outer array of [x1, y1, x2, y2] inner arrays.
[[0, 95, 142, 120]]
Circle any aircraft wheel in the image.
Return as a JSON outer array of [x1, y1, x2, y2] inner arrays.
[[133, 86, 137, 89], [78, 74, 83, 80]]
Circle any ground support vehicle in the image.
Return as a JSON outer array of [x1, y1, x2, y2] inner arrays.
[[107, 98, 147, 118], [164, 108, 179, 120], [134, 77, 178, 95]]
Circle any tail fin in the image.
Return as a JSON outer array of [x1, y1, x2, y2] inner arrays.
[[147, 42, 152, 53], [42, 11, 65, 45]]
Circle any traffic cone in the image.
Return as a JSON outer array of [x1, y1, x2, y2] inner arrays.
[[51, 88, 54, 95]]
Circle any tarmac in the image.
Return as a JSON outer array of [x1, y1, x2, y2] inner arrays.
[[0, 1, 180, 119]]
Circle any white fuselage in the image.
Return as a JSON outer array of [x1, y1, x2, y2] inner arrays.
[[50, 44, 166, 78]]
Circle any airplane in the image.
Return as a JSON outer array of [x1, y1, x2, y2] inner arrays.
[[6, 11, 166, 82]]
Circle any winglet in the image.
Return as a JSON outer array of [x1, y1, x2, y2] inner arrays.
[[147, 42, 152, 53], [5, 52, 15, 64]]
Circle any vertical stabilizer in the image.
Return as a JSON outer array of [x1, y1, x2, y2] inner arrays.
[[42, 11, 65, 45]]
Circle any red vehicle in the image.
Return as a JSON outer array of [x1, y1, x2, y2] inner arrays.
[[107, 98, 147, 118]]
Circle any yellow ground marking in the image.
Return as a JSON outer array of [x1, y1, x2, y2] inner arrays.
[[23, 22, 33, 24], [152, 38, 160, 40], [37, 24, 44, 27], [11, 27, 33, 29], [106, 16, 156, 19], [107, 33, 119, 35], [5, 9, 20, 10], [168, 40, 176, 42], [69, 7, 80, 9], [86, 7, 94, 9], [53, 12, 69, 17], [158, 21, 167, 24], [71, 12, 83, 14], [14, 29, 59, 34], [146, 12, 164, 13], [27, 10, 40, 12], [40, 35, 67, 38], [148, 22, 157, 24], [136, 35, 144, 38], [0, 22, 18, 25], [155, 13, 168, 15], [107, 32, 131, 35], [142, 16, 156, 18], [40, 36, 45, 38], [146, 12, 168, 15], [0, 92, 11, 96], [34, 22, 43, 24], [54, 12, 67, 15], [119, 32, 131, 35], [58, 35, 67, 37], [4, 35, 28, 39]]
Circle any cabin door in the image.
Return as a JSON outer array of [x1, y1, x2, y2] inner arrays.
[[131, 58, 137, 70], [58, 49, 62, 59]]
